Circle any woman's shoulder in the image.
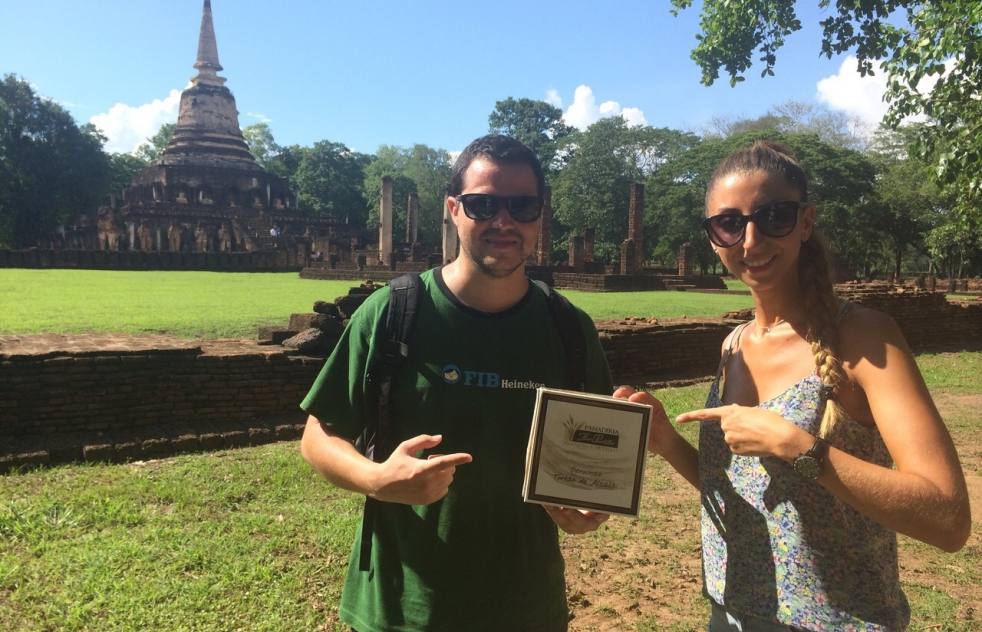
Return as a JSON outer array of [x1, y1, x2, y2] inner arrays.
[[836, 301, 912, 365]]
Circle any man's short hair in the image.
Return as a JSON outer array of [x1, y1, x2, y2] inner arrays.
[[447, 135, 545, 199]]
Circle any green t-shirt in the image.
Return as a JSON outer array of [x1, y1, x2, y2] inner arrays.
[[301, 268, 613, 632]]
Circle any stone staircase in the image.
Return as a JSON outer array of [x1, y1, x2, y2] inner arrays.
[[233, 212, 278, 251]]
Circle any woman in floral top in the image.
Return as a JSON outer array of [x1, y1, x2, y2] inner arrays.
[[619, 141, 970, 631]]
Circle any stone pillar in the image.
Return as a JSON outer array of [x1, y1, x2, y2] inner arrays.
[[620, 238, 636, 275], [582, 228, 595, 262], [536, 186, 552, 266], [442, 198, 458, 264], [569, 235, 585, 270], [379, 176, 393, 265], [629, 183, 644, 268], [406, 192, 419, 245], [128, 222, 137, 251], [678, 242, 694, 276], [927, 274, 936, 291]]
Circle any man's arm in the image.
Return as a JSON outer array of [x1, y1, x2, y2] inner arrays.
[[300, 415, 473, 506]]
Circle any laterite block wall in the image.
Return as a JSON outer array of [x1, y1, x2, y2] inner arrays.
[[2, 285, 979, 467]]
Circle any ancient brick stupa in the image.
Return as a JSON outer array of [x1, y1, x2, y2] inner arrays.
[[116, 0, 297, 253]]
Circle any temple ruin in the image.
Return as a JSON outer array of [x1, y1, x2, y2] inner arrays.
[[34, 0, 353, 263]]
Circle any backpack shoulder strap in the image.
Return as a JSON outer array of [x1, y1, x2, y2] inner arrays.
[[533, 280, 588, 392], [358, 272, 422, 571]]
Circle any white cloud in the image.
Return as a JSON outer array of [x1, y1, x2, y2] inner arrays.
[[815, 57, 890, 128], [545, 89, 563, 109], [246, 112, 272, 123], [817, 55, 960, 129], [620, 107, 646, 127], [89, 89, 182, 154], [560, 85, 647, 130]]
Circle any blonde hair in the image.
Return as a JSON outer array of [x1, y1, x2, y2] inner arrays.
[[709, 141, 847, 437]]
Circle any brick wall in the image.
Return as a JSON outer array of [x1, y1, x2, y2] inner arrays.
[[2, 285, 979, 466], [836, 284, 982, 350], [598, 318, 741, 382], [0, 346, 322, 440]]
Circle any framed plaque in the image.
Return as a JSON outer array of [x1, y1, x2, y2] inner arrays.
[[523, 387, 652, 517]]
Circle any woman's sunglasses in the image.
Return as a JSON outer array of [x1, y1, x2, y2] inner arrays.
[[701, 201, 804, 248], [455, 194, 544, 223]]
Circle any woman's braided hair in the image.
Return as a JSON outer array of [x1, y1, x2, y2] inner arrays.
[[707, 141, 848, 437]]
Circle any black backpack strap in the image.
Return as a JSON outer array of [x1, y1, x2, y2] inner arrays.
[[358, 272, 422, 571], [533, 280, 588, 392]]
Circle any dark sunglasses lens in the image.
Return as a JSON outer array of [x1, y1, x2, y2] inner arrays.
[[459, 195, 542, 222], [508, 197, 543, 222], [460, 195, 496, 220], [705, 215, 747, 247], [756, 203, 799, 237]]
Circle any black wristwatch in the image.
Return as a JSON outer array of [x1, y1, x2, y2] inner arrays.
[[792, 437, 830, 480]]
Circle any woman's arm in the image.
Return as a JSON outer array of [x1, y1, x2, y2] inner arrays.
[[818, 308, 971, 551]]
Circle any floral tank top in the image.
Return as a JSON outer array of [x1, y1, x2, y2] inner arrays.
[[699, 317, 910, 631]]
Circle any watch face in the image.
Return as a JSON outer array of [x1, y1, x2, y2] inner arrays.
[[794, 455, 821, 480]]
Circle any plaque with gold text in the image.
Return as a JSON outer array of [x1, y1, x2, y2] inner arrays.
[[523, 387, 652, 517]]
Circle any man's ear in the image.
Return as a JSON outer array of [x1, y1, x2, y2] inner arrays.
[[447, 196, 460, 226]]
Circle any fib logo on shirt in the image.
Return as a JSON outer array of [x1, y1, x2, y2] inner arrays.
[[441, 364, 543, 390], [441, 364, 500, 388]]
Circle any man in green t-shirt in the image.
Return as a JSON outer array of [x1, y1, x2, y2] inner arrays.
[[300, 135, 615, 632]]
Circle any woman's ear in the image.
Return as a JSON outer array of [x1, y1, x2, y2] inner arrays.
[[800, 204, 816, 242]]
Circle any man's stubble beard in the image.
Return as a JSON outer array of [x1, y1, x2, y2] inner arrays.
[[461, 231, 530, 279]]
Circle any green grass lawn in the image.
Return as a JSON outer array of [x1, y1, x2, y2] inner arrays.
[[1, 269, 977, 630], [0, 269, 754, 338], [0, 270, 367, 339], [2, 359, 979, 630]]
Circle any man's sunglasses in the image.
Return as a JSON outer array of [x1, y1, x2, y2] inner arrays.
[[701, 201, 804, 248], [455, 194, 544, 223]]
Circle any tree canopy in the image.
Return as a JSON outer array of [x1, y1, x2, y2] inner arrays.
[[135, 123, 174, 164], [243, 123, 282, 172], [488, 97, 574, 171], [551, 118, 699, 261], [292, 141, 372, 224], [0, 74, 110, 249], [671, 0, 982, 209]]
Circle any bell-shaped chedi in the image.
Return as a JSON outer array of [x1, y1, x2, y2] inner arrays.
[[119, 0, 298, 254], [159, 0, 259, 170]]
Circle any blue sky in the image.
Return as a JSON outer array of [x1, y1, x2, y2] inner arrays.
[[1, 0, 891, 155]]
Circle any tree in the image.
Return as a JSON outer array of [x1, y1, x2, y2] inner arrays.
[[551, 118, 699, 261], [107, 152, 149, 202], [488, 98, 575, 171], [0, 74, 110, 248], [243, 123, 282, 172], [134, 123, 174, 163], [671, 0, 982, 208], [362, 144, 452, 247], [925, 220, 981, 279], [867, 126, 940, 277], [292, 141, 371, 224], [272, 144, 305, 180], [700, 101, 871, 151]]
